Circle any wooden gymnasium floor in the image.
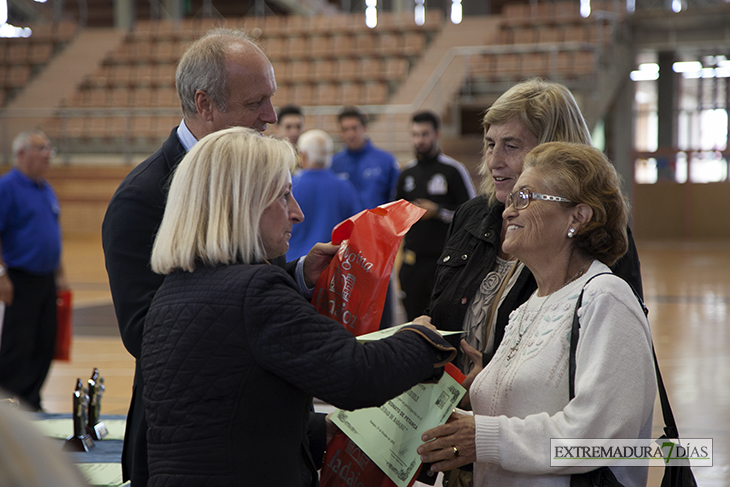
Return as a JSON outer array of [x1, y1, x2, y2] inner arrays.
[[40, 234, 730, 486]]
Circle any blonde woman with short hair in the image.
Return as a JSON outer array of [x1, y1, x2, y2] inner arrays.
[[141, 127, 456, 487], [151, 127, 296, 273]]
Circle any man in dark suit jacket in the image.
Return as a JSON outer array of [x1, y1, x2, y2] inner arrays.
[[102, 29, 334, 486]]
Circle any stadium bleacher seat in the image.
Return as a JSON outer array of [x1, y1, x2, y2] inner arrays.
[[34, 11, 441, 150]]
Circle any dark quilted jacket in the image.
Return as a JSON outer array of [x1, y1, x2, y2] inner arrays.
[[142, 263, 453, 487], [103, 128, 299, 486]]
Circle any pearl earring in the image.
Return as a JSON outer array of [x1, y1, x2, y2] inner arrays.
[[567, 228, 576, 238]]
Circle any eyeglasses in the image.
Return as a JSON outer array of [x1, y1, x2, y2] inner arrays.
[[505, 190, 572, 210]]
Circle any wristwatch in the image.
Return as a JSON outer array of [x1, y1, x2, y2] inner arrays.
[[0, 264, 6, 278]]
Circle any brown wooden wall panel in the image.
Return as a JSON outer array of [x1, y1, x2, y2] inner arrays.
[[633, 182, 730, 239]]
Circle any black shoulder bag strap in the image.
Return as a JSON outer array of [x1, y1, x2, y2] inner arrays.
[[570, 273, 671, 431], [570, 273, 697, 487]]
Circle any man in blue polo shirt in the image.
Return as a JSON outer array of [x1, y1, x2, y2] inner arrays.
[[0, 130, 68, 411], [332, 106, 400, 210]]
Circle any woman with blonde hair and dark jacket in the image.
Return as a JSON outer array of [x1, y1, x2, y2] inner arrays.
[[142, 126, 456, 487]]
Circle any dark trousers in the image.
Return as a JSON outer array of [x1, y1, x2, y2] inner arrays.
[[398, 253, 439, 322], [0, 269, 57, 411], [122, 368, 149, 486]]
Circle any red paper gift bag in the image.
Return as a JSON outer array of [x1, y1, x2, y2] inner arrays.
[[319, 431, 421, 487], [312, 200, 425, 336], [55, 290, 72, 361]]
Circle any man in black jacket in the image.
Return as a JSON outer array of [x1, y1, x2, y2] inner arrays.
[[396, 111, 476, 321], [102, 29, 334, 486]]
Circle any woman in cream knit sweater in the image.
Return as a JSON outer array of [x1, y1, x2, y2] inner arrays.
[[418, 142, 656, 487]]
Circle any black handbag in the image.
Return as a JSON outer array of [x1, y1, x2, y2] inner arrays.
[[571, 466, 624, 487], [569, 274, 697, 487]]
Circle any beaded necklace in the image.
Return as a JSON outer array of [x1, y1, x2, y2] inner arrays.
[[505, 259, 593, 362]]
